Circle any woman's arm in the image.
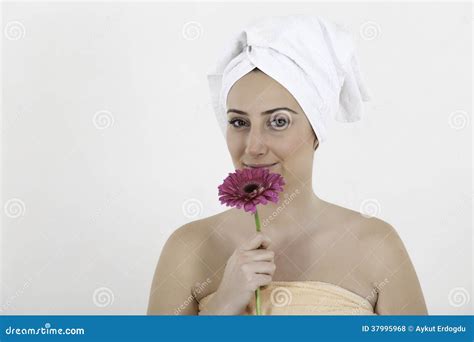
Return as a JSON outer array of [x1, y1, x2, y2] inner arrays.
[[373, 223, 428, 315], [147, 223, 208, 315]]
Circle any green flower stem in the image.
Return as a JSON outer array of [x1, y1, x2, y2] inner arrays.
[[254, 209, 262, 315], [254, 209, 261, 232]]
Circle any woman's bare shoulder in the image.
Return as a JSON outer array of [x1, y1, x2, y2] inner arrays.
[[333, 204, 411, 277], [320, 201, 405, 264], [164, 210, 236, 301], [148, 211, 235, 314], [336, 208, 427, 314], [164, 209, 236, 274], [171, 209, 235, 245], [324, 201, 396, 239]]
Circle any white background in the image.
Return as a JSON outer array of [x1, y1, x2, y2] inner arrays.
[[1, 1, 472, 315]]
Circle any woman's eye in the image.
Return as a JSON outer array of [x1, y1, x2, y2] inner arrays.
[[269, 113, 291, 130], [228, 118, 248, 128]]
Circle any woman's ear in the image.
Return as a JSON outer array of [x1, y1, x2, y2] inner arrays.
[[313, 136, 319, 151]]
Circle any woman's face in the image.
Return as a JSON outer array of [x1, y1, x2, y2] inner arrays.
[[226, 70, 317, 185]]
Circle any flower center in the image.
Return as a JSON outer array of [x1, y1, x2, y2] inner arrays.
[[243, 183, 260, 193]]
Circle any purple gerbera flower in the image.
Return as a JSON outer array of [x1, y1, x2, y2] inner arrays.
[[218, 167, 286, 214], [217, 167, 285, 315]]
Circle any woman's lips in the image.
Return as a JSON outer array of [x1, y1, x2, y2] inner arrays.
[[243, 162, 279, 169]]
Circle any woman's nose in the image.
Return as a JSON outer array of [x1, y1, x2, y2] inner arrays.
[[245, 126, 267, 157]]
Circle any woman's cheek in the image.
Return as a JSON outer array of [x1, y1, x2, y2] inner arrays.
[[226, 133, 242, 156], [278, 134, 302, 153]]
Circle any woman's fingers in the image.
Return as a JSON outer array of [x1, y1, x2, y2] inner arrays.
[[250, 274, 273, 288], [242, 261, 276, 276], [243, 249, 275, 262], [240, 232, 272, 251]]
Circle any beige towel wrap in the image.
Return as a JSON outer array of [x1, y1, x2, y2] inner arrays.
[[198, 281, 376, 315]]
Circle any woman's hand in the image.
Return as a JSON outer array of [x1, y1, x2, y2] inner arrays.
[[201, 232, 276, 315]]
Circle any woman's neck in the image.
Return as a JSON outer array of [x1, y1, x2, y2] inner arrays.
[[255, 182, 326, 232]]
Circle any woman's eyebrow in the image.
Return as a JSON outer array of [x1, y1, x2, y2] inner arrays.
[[227, 107, 299, 115]]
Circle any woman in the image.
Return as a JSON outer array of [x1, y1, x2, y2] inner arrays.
[[147, 15, 428, 315]]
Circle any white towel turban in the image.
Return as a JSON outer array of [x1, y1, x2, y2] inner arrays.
[[207, 14, 372, 143]]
